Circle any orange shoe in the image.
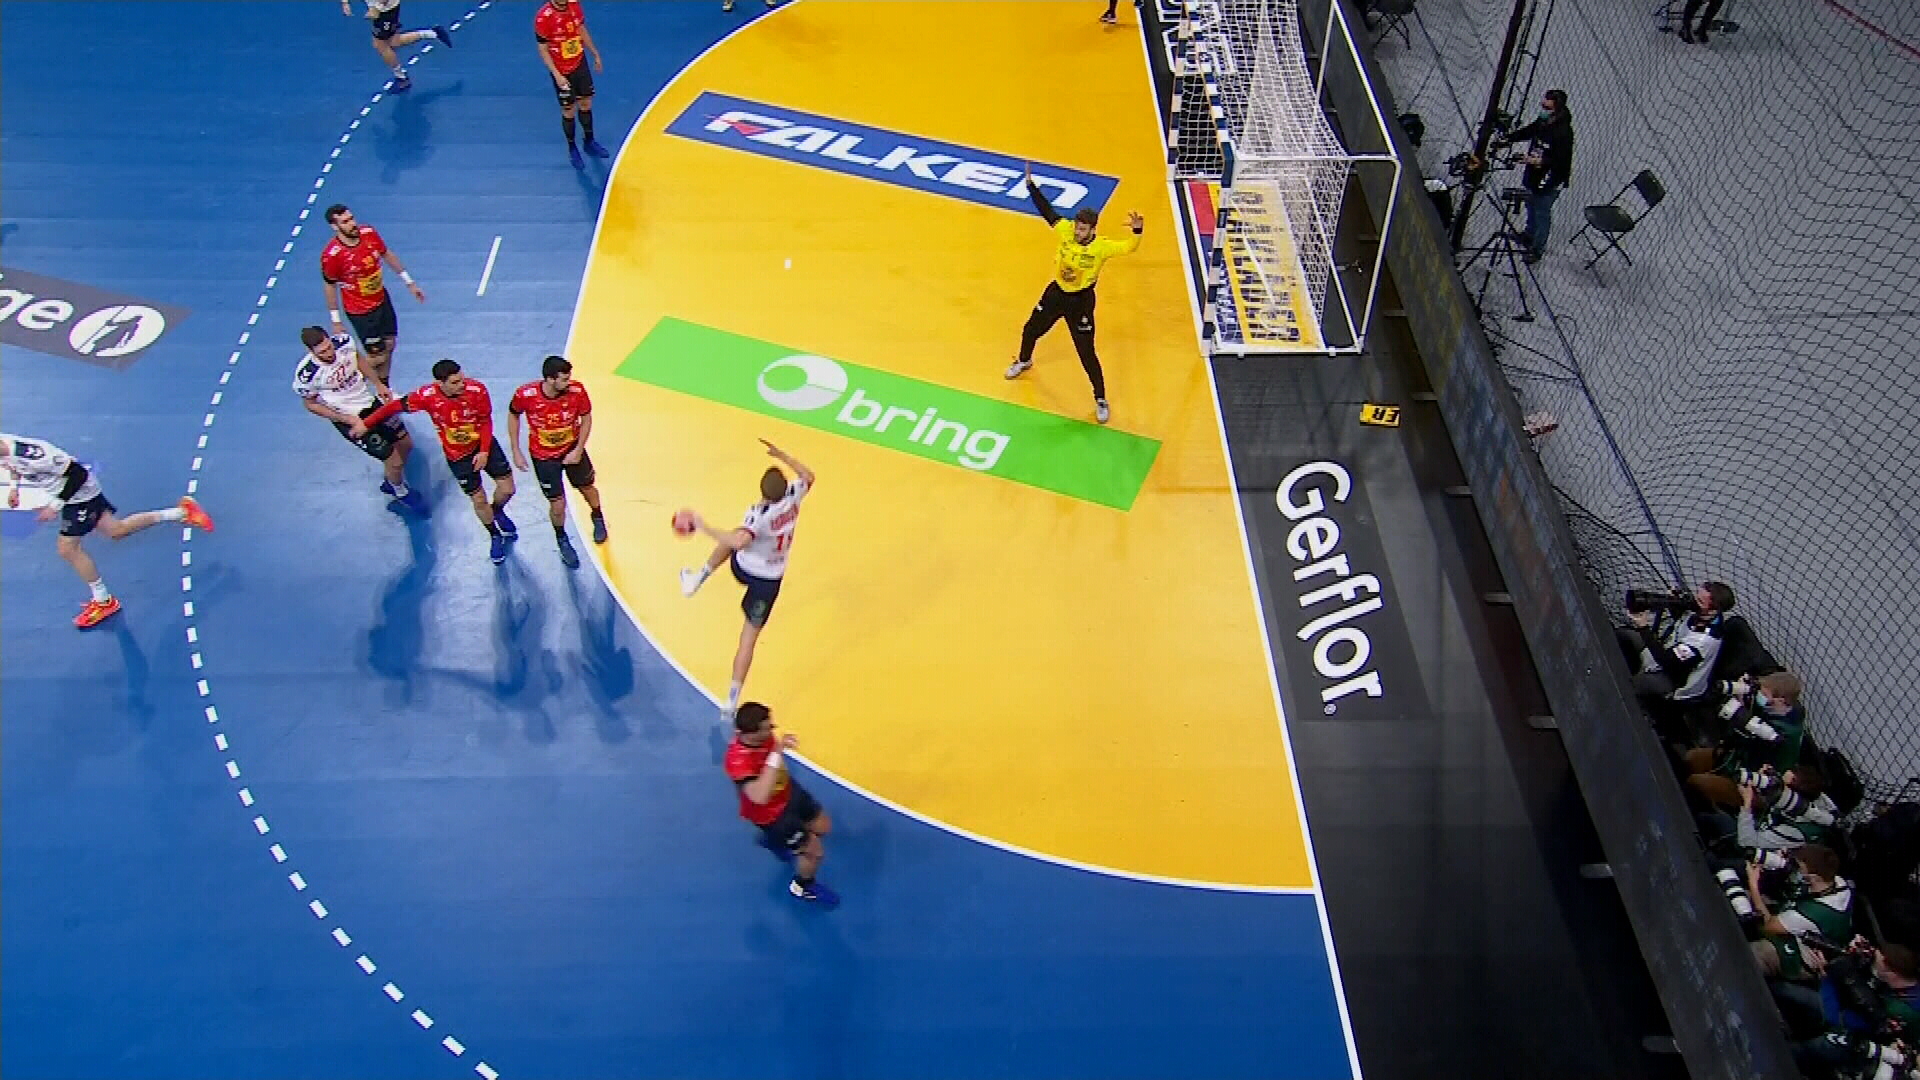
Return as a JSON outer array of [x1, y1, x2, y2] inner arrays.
[[179, 496, 214, 531], [75, 597, 122, 628]]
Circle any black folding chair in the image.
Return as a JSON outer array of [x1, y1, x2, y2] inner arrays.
[[1570, 169, 1666, 271], [1369, 0, 1417, 46]]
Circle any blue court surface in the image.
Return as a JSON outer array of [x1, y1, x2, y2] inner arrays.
[[1, 4, 1358, 1079]]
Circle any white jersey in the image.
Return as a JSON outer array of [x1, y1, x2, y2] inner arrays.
[[0, 433, 101, 506], [734, 477, 810, 579], [365, 0, 402, 14], [293, 336, 376, 414]]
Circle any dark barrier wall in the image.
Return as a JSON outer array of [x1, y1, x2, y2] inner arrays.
[[1208, 3, 1800, 1077]]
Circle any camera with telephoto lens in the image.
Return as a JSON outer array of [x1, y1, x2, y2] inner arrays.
[[1734, 766, 1813, 818], [1716, 867, 1762, 933], [1625, 586, 1697, 615], [1829, 1028, 1914, 1080]]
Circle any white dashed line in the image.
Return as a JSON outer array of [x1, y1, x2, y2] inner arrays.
[[175, 8, 502, 1073]]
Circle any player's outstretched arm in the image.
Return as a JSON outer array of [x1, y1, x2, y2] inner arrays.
[[759, 439, 814, 490], [1022, 162, 1062, 226]]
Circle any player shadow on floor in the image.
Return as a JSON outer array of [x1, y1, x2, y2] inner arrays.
[[369, 81, 464, 186], [562, 570, 635, 745], [0, 222, 16, 247], [365, 508, 437, 706], [109, 620, 154, 730]]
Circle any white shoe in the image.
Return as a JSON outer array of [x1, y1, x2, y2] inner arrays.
[[1004, 358, 1033, 379], [1095, 398, 1111, 424], [680, 567, 709, 596]]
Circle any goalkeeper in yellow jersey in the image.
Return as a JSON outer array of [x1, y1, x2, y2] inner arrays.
[[1004, 162, 1143, 425]]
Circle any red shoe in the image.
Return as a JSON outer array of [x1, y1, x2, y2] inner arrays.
[[179, 496, 214, 531], [75, 597, 122, 628]]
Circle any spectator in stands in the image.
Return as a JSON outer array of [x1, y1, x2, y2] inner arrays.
[[1748, 844, 1855, 981], [1683, 671, 1808, 809], [1616, 580, 1736, 732], [1492, 89, 1573, 263], [1677, 0, 1727, 44]]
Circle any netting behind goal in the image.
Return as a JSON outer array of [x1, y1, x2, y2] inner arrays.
[[1164, 0, 1399, 354]]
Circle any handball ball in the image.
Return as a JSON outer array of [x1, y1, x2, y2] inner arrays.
[[672, 509, 698, 537]]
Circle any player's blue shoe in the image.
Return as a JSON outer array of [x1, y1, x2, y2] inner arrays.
[[590, 510, 609, 544], [495, 509, 517, 539], [432, 25, 452, 47], [568, 144, 585, 170], [788, 880, 839, 909], [489, 533, 508, 565], [389, 73, 412, 93], [583, 138, 610, 159], [557, 533, 580, 569]]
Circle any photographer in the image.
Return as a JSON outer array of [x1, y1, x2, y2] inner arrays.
[[1747, 844, 1855, 981], [1782, 938, 1920, 1078], [1491, 88, 1573, 263], [1684, 671, 1809, 810], [1615, 581, 1736, 730], [1699, 760, 1838, 856]]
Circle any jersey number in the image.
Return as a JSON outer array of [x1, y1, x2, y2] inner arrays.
[[774, 533, 793, 553]]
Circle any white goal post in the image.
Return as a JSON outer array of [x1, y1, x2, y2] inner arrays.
[[1159, 0, 1401, 355]]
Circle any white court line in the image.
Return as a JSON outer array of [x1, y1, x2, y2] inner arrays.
[[1132, 17, 1366, 1079], [477, 235, 502, 296], [171, 7, 504, 1077], [559, 0, 1313, 899]]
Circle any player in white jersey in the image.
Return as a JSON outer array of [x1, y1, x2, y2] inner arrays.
[[2, 434, 215, 628], [293, 325, 423, 509], [680, 440, 815, 715], [342, 0, 451, 94]]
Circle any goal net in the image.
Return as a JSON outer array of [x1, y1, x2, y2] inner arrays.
[[1163, 0, 1399, 355]]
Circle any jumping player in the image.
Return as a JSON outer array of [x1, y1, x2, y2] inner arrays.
[[339, 0, 451, 93], [533, 0, 607, 169], [507, 355, 608, 569], [1003, 161, 1143, 425], [723, 702, 838, 908], [679, 440, 813, 717], [356, 360, 519, 564], [293, 326, 423, 510], [322, 204, 426, 387], [2, 434, 214, 628]]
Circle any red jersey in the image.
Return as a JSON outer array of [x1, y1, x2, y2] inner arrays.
[[319, 227, 391, 316], [364, 380, 494, 461], [723, 738, 791, 826], [508, 380, 592, 461], [534, 1, 587, 75]]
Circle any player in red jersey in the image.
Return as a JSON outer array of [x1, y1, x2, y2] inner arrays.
[[356, 359, 520, 564], [507, 355, 608, 569], [533, 0, 606, 168], [723, 702, 838, 908], [340, 0, 451, 93], [321, 204, 426, 387]]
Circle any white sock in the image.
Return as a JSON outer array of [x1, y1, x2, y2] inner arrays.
[[392, 64, 407, 76], [390, 479, 409, 496], [728, 682, 742, 709], [88, 578, 111, 603], [160, 507, 186, 522]]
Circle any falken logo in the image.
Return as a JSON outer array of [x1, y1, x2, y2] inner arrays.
[[665, 91, 1119, 216]]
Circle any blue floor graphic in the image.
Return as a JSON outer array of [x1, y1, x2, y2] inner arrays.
[[1, 4, 1352, 1078]]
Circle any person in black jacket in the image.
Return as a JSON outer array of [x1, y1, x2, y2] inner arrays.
[[1493, 89, 1574, 263]]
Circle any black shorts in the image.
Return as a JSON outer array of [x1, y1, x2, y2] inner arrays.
[[332, 403, 409, 462], [1029, 281, 1097, 337], [758, 783, 823, 853], [730, 554, 783, 628], [447, 437, 511, 495], [346, 296, 399, 354], [369, 5, 402, 40], [552, 63, 594, 105], [532, 452, 595, 500], [59, 493, 115, 538]]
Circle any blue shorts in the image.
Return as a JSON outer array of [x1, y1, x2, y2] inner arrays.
[[730, 554, 783, 627], [370, 5, 402, 40]]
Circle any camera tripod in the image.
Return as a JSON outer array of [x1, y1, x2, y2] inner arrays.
[[1460, 186, 1536, 325]]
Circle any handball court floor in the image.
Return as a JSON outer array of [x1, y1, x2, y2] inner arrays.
[[3, 3, 1667, 1079]]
